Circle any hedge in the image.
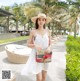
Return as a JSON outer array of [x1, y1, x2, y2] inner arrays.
[[66, 35, 80, 81]]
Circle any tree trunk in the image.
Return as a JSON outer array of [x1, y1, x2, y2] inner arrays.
[[16, 21, 18, 33], [52, 26, 54, 37], [74, 21, 77, 38], [7, 16, 9, 33], [24, 24, 26, 31], [55, 26, 57, 36]]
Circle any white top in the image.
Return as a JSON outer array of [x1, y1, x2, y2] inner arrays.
[[34, 32, 49, 49]]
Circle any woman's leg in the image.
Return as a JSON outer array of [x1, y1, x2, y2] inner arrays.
[[36, 72, 42, 81], [42, 70, 47, 81]]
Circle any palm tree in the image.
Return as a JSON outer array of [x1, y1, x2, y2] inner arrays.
[[24, 4, 41, 30], [52, 0, 80, 38], [1, 6, 11, 33], [12, 3, 21, 33], [19, 14, 27, 32], [33, 0, 68, 36], [66, 0, 80, 38]]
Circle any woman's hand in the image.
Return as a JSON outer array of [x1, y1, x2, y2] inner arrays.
[[45, 47, 51, 53], [34, 44, 42, 50]]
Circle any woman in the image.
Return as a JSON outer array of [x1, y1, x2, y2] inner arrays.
[[21, 13, 52, 81]]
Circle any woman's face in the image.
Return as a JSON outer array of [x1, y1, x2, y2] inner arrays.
[[37, 17, 46, 27]]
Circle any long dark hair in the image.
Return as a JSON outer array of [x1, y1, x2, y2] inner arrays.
[[35, 18, 45, 29]]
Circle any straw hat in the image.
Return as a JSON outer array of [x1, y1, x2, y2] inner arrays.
[[31, 13, 51, 23]]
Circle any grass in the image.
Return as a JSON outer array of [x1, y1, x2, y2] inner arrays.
[[0, 36, 29, 44]]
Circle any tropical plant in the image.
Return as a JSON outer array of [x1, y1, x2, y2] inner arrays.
[[61, 0, 80, 38], [12, 3, 21, 33], [24, 3, 41, 30], [33, 0, 68, 36]]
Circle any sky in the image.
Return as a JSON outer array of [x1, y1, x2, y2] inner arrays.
[[0, 0, 66, 7], [0, 0, 32, 7]]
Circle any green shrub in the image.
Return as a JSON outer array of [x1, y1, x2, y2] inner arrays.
[[66, 51, 80, 81], [67, 35, 74, 41], [66, 35, 80, 81], [66, 40, 80, 53]]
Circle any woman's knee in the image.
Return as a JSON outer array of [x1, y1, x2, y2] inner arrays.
[[36, 76, 42, 81], [37, 78, 42, 81], [42, 75, 46, 80], [42, 70, 47, 80], [36, 73, 42, 81]]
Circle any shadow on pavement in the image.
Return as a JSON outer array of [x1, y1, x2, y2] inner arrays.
[[46, 75, 53, 81], [2, 57, 21, 64], [2, 57, 11, 64]]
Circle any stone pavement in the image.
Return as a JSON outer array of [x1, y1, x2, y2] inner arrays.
[[0, 35, 67, 81], [47, 36, 67, 81]]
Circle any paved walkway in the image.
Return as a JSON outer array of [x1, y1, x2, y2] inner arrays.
[[47, 36, 67, 81], [0, 35, 67, 81]]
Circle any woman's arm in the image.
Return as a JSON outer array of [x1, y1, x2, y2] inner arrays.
[[27, 30, 35, 48], [27, 30, 42, 50], [48, 30, 52, 46]]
